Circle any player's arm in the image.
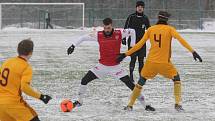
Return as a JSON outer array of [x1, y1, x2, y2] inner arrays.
[[117, 30, 149, 63], [171, 28, 202, 62], [121, 28, 136, 47], [122, 15, 132, 45], [21, 66, 52, 104], [171, 28, 194, 52], [124, 15, 132, 29], [125, 29, 149, 56], [67, 32, 97, 55]]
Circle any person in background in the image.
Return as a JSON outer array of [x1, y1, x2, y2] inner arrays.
[[123, 1, 150, 82], [45, 10, 53, 29]]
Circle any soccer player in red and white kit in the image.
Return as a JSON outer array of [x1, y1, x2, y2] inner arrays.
[[67, 18, 155, 111]]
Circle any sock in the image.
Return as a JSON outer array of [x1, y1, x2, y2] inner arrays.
[[174, 81, 181, 105], [137, 94, 146, 108], [128, 84, 142, 107], [78, 84, 87, 104]]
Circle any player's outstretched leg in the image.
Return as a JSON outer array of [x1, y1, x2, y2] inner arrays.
[[173, 74, 184, 111], [124, 84, 142, 111], [129, 55, 137, 82], [120, 76, 155, 111], [124, 76, 155, 111], [74, 71, 98, 108]]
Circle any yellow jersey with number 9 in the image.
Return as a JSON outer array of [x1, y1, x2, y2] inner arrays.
[[0, 56, 37, 104]]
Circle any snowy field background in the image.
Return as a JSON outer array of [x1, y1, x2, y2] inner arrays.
[[0, 28, 215, 121]]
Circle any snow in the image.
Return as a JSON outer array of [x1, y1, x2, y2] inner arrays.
[[0, 29, 215, 121], [2, 22, 67, 30], [178, 20, 215, 33], [202, 20, 215, 31]]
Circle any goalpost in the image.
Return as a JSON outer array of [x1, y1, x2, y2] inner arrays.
[[0, 3, 85, 29]]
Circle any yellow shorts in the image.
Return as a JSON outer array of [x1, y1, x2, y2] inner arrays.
[[141, 61, 178, 80], [0, 100, 37, 121]]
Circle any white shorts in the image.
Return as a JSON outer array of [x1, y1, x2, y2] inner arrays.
[[90, 63, 127, 79]]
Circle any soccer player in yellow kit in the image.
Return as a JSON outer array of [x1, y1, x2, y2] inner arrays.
[[0, 39, 52, 121], [117, 11, 202, 111]]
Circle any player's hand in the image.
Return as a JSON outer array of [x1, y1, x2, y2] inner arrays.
[[67, 44, 75, 55], [116, 53, 126, 63], [122, 38, 126, 45], [40, 94, 52, 104], [128, 46, 132, 50], [192, 51, 202, 62]]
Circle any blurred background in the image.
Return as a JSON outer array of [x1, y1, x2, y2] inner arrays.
[[0, 0, 214, 30]]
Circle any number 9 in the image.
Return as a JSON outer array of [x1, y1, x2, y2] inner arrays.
[[0, 68, 10, 87]]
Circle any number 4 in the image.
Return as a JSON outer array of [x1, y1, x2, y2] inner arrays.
[[154, 34, 161, 48]]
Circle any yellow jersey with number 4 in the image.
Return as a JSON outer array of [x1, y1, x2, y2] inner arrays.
[[0, 56, 41, 104], [126, 24, 194, 63]]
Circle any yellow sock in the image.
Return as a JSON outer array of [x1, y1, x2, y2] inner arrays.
[[128, 84, 142, 106], [174, 81, 181, 105]]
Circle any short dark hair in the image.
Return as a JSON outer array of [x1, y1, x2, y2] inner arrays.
[[103, 18, 112, 25], [17, 39, 34, 56], [136, 1, 145, 7], [157, 11, 171, 25], [158, 11, 171, 21]]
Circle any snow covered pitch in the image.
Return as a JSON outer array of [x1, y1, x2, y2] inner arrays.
[[0, 29, 214, 121]]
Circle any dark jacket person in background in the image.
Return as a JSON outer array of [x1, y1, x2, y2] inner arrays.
[[123, 1, 150, 82], [45, 10, 53, 29]]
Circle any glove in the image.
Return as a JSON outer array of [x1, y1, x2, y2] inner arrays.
[[192, 51, 202, 62], [40, 94, 52, 104], [67, 44, 75, 55], [116, 53, 126, 63], [128, 46, 132, 50], [122, 38, 126, 45]]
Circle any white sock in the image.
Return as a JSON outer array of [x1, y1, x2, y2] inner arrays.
[[137, 94, 146, 108], [78, 84, 87, 104]]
